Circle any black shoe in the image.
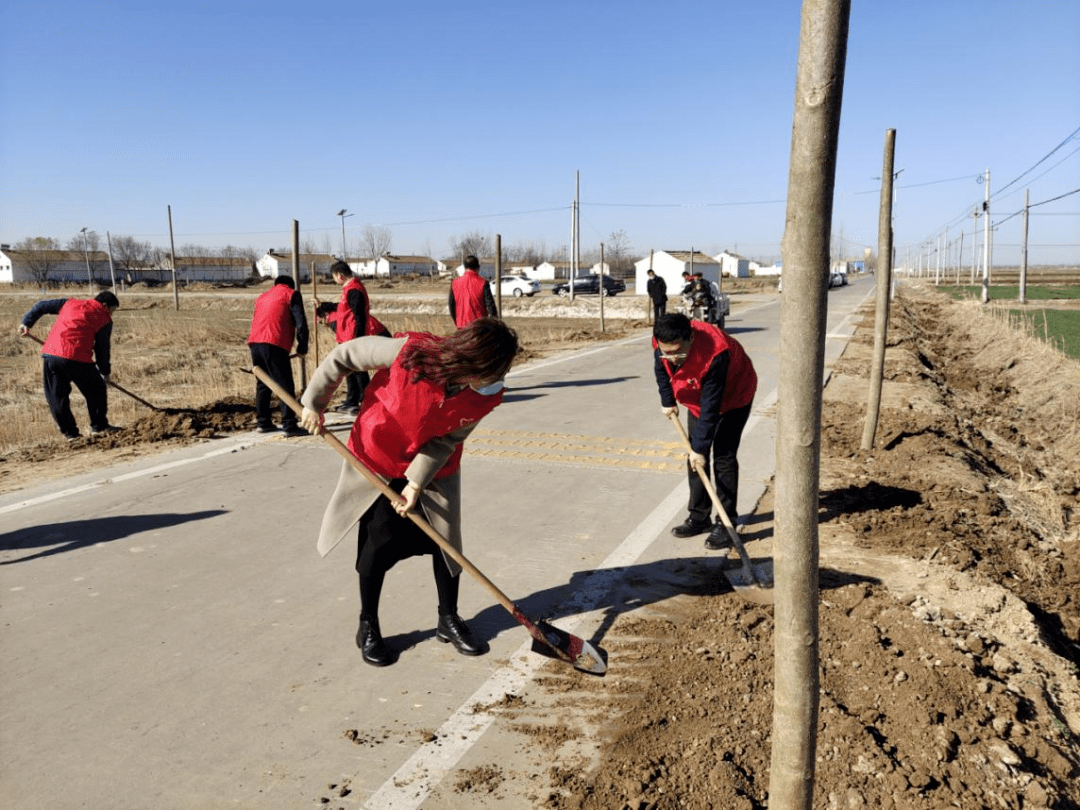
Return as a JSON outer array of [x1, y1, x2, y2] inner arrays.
[[90, 424, 121, 435], [671, 518, 712, 538], [356, 616, 397, 667], [704, 524, 733, 550], [282, 425, 309, 437], [257, 424, 281, 434], [436, 613, 485, 656], [333, 403, 360, 415]]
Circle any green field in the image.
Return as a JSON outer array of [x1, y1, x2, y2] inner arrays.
[[937, 285, 1080, 360]]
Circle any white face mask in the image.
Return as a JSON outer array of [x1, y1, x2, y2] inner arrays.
[[469, 380, 505, 396]]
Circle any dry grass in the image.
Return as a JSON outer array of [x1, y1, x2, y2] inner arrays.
[[0, 285, 646, 455]]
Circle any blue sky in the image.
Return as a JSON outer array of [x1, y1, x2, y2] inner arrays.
[[2, 0, 1078, 266]]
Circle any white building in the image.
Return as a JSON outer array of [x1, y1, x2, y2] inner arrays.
[[354, 255, 437, 278], [713, 250, 751, 278], [633, 250, 721, 296], [256, 249, 336, 282]]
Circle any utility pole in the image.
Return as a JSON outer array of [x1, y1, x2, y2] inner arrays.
[[956, 230, 963, 285], [971, 209, 978, 285], [167, 205, 180, 310], [1019, 189, 1029, 304], [598, 243, 605, 332], [494, 234, 502, 317], [981, 168, 991, 304], [105, 231, 117, 291]]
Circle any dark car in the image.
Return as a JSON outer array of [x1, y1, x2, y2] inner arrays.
[[552, 274, 627, 297]]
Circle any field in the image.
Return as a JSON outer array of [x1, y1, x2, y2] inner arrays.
[[3, 278, 1079, 808]]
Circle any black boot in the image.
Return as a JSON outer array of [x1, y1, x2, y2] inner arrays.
[[356, 615, 397, 667], [436, 613, 485, 656]]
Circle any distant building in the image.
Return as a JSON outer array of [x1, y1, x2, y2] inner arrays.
[[158, 255, 256, 284], [633, 250, 721, 295], [0, 245, 109, 285], [713, 250, 751, 278], [354, 255, 437, 278], [256, 249, 336, 282]]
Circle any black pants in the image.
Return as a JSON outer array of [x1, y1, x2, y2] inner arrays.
[[686, 403, 752, 525], [652, 300, 667, 321], [343, 371, 369, 408], [43, 356, 109, 438], [355, 479, 459, 621], [249, 343, 298, 430]]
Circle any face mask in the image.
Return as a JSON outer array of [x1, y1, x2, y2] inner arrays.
[[469, 380, 504, 396]]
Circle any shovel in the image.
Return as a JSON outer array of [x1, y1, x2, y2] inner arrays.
[[23, 332, 162, 411], [245, 365, 607, 675], [666, 410, 774, 596]]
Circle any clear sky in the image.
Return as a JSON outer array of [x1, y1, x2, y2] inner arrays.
[[2, 1, 1078, 267]]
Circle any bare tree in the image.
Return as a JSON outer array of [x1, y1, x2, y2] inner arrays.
[[362, 225, 392, 259], [110, 235, 154, 279], [448, 230, 491, 261], [67, 230, 105, 279], [13, 236, 64, 285], [606, 229, 633, 273]]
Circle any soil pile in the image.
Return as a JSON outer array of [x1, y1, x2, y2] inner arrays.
[[497, 286, 1079, 810]]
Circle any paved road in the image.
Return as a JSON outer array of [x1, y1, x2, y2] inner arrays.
[[0, 281, 872, 809]]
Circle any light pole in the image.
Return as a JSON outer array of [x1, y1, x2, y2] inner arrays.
[[336, 209, 354, 260], [80, 227, 92, 294]]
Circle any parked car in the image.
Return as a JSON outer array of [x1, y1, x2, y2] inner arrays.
[[551, 274, 627, 297], [490, 275, 540, 298], [829, 271, 847, 288]]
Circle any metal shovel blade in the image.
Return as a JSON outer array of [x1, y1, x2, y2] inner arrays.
[[515, 610, 607, 675]]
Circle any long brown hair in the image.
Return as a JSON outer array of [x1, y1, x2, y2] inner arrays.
[[399, 317, 519, 385]]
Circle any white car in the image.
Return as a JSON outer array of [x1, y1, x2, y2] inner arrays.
[[490, 275, 540, 298]]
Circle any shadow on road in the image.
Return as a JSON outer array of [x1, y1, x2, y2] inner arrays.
[[0, 510, 228, 564]]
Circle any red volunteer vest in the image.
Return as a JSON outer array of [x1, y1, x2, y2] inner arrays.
[[451, 271, 488, 328], [659, 321, 756, 417], [334, 278, 368, 343], [367, 313, 388, 337], [41, 299, 112, 363], [247, 284, 296, 351], [348, 333, 503, 480]]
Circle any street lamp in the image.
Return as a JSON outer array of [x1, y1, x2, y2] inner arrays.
[[336, 209, 354, 260], [80, 227, 92, 294]]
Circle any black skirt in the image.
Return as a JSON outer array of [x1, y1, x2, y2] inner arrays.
[[355, 478, 441, 570]]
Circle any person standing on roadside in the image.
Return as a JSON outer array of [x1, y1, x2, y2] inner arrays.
[[247, 275, 309, 437], [299, 317, 519, 667], [646, 269, 668, 321], [18, 290, 121, 441], [653, 312, 757, 550], [316, 261, 370, 416], [448, 254, 497, 328]]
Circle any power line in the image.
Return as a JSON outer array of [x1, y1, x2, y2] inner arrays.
[[992, 124, 1080, 200]]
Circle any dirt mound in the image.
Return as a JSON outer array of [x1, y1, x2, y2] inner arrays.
[[90, 396, 256, 447], [496, 285, 1080, 810]]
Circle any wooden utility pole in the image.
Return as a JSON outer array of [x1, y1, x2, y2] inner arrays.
[[291, 220, 306, 388], [494, 234, 502, 317], [647, 249, 655, 323], [861, 128, 896, 452], [167, 205, 180, 310], [981, 168, 991, 303], [956, 230, 963, 285], [105, 231, 117, 291], [1019, 189, 1029, 304], [598, 243, 605, 332], [311, 260, 320, 368], [771, 2, 850, 808]]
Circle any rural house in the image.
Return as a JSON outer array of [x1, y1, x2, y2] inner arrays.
[[713, 250, 751, 278], [0, 245, 114, 286], [633, 250, 721, 295], [354, 255, 437, 278], [256, 249, 335, 282]]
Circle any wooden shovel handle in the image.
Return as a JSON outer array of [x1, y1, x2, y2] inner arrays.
[[666, 410, 763, 586], [249, 365, 518, 616]]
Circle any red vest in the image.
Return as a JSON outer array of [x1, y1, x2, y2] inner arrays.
[[247, 284, 296, 351], [334, 278, 368, 343], [659, 321, 756, 417], [348, 333, 503, 480], [41, 299, 112, 363], [366, 312, 388, 337], [451, 270, 488, 328]]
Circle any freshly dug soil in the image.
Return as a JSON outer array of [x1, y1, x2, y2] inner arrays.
[[478, 286, 1080, 810]]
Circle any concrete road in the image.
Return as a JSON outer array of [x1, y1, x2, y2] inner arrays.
[[0, 281, 872, 809]]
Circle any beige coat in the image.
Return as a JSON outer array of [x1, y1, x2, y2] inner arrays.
[[300, 336, 478, 574]]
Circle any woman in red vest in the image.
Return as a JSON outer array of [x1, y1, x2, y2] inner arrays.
[[653, 312, 757, 551], [300, 317, 519, 667], [19, 291, 120, 441]]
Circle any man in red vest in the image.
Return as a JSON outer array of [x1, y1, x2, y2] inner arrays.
[[19, 290, 120, 441], [448, 255, 496, 328], [247, 275, 309, 436], [653, 312, 757, 550], [316, 261, 372, 415]]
